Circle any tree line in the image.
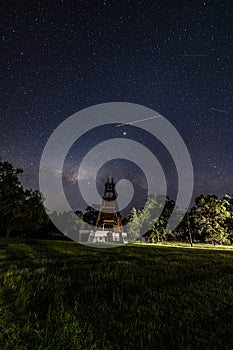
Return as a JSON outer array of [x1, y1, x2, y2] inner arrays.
[[126, 193, 233, 245], [0, 158, 233, 245]]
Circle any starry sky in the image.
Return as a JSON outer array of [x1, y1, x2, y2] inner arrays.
[[0, 0, 232, 213]]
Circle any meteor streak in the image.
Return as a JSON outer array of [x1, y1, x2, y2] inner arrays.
[[211, 107, 228, 114], [115, 115, 161, 127], [177, 54, 209, 57]]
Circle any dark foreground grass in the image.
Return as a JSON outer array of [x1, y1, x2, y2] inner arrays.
[[0, 239, 233, 350]]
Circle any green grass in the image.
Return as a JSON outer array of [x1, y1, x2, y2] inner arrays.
[[138, 241, 233, 250], [0, 239, 233, 349]]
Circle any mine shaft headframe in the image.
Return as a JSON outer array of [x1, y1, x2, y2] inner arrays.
[[103, 177, 117, 201], [95, 177, 123, 233]]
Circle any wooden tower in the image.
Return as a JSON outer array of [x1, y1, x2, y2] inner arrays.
[[95, 177, 123, 235]]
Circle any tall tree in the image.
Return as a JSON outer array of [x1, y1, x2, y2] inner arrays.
[[0, 159, 48, 237], [127, 195, 180, 242], [147, 196, 181, 242], [193, 194, 230, 244], [127, 207, 143, 240]]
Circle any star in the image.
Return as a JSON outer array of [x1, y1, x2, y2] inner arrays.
[[0, 0, 231, 211]]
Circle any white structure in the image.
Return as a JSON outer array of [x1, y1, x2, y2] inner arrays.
[[88, 230, 128, 244]]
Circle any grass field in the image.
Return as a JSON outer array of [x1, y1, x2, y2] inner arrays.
[[1, 239, 233, 349]]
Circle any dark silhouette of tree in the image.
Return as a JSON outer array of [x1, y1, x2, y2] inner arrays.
[[48, 210, 79, 239], [83, 205, 99, 226], [0, 159, 48, 237]]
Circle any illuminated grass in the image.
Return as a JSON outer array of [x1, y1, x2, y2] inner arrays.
[[136, 241, 233, 250], [0, 238, 233, 349]]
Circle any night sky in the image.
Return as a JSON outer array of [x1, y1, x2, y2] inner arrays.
[[0, 0, 232, 213]]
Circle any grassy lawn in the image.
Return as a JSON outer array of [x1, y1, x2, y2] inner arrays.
[[0, 239, 233, 349]]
